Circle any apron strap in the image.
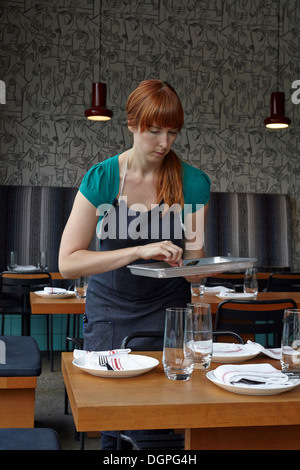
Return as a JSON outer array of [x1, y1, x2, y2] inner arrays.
[[118, 154, 129, 203]]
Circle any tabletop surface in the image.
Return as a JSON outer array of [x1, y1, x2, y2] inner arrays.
[[31, 290, 300, 315], [62, 351, 300, 433]]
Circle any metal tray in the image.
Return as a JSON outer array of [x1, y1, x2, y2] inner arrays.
[[127, 257, 257, 279]]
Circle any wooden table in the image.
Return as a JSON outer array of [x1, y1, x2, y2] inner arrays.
[[30, 292, 85, 315], [30, 292, 85, 370], [200, 291, 300, 313], [30, 291, 300, 317], [0, 376, 37, 428], [62, 351, 300, 450]]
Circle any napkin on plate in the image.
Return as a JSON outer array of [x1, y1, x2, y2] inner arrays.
[[204, 286, 235, 293], [246, 340, 282, 360], [44, 287, 68, 295], [13, 265, 38, 272], [213, 363, 290, 387], [216, 292, 256, 300], [73, 348, 131, 370]]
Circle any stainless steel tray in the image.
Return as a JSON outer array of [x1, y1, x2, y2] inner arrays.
[[127, 257, 257, 279]]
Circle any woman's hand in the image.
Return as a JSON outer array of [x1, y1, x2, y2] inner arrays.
[[138, 240, 183, 266]]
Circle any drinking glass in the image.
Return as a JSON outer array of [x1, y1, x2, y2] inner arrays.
[[38, 251, 48, 271], [74, 276, 89, 298], [163, 307, 195, 381], [191, 280, 205, 298], [281, 309, 300, 372], [188, 303, 213, 369], [7, 251, 17, 270], [243, 268, 258, 297]]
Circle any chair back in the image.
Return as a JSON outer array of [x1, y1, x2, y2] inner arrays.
[[0, 272, 52, 334], [206, 273, 245, 292], [215, 298, 297, 348], [266, 272, 300, 292]]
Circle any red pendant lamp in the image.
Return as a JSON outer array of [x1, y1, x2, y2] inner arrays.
[[264, 1, 290, 129], [85, 2, 113, 122], [264, 92, 290, 129], [85, 82, 113, 121]]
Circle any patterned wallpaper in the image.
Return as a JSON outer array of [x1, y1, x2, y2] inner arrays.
[[0, 0, 300, 267]]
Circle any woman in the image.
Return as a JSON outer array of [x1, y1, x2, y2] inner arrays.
[[59, 79, 210, 352]]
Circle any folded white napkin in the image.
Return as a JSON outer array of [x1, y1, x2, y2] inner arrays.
[[44, 287, 67, 294], [214, 363, 289, 387], [13, 265, 37, 272], [246, 340, 282, 360], [216, 292, 256, 300], [205, 286, 235, 293], [73, 349, 131, 370], [212, 343, 257, 355]]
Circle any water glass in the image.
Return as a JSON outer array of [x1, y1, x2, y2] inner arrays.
[[281, 309, 300, 372], [243, 268, 258, 297], [191, 280, 205, 298], [163, 307, 195, 381], [188, 303, 213, 370], [7, 251, 17, 270], [38, 251, 48, 271], [74, 276, 89, 298]]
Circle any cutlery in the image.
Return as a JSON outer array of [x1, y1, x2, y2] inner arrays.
[[98, 355, 114, 371]]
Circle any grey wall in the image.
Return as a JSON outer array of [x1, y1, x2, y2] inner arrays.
[[0, 0, 300, 267]]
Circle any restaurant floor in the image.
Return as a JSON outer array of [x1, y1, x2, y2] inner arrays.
[[35, 351, 101, 450]]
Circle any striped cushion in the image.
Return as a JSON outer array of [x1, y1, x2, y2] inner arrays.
[[204, 192, 292, 268], [0, 187, 292, 272]]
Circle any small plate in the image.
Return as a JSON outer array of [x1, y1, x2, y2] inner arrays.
[[206, 370, 300, 395], [217, 292, 256, 300], [72, 354, 159, 378], [35, 289, 76, 299], [212, 343, 261, 363]]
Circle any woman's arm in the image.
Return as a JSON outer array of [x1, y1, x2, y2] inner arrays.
[[59, 192, 184, 278]]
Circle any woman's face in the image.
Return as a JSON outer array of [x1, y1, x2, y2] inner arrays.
[[130, 124, 178, 162]]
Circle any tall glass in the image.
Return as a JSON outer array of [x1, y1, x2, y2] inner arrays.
[[281, 309, 300, 372], [188, 303, 213, 369], [243, 267, 258, 297], [163, 307, 195, 381]]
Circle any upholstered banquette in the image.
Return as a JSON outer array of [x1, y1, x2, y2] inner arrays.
[[0, 186, 292, 272]]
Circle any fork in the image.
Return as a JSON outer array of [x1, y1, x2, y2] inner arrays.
[[98, 355, 114, 370]]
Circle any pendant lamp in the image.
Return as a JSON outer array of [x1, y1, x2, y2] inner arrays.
[[264, 92, 290, 129], [85, 82, 113, 121], [264, 0, 290, 129], [85, 1, 113, 122]]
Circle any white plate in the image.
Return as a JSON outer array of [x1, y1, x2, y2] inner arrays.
[[35, 290, 76, 299], [212, 343, 261, 363], [206, 370, 300, 395], [217, 292, 256, 300], [72, 354, 159, 378]]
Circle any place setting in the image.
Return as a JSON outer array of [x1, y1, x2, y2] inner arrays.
[[207, 308, 300, 396], [72, 348, 159, 378]]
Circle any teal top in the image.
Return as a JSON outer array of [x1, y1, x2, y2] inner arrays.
[[79, 154, 211, 220]]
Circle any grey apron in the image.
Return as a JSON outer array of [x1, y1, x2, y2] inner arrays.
[[83, 160, 190, 352]]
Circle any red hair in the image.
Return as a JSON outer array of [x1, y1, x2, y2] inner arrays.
[[126, 80, 184, 208]]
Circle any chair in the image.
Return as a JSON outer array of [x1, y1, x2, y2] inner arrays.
[[0, 428, 61, 450], [206, 273, 245, 292], [0, 271, 52, 336], [266, 272, 300, 292], [215, 298, 297, 348], [0, 335, 41, 428], [120, 330, 245, 349]]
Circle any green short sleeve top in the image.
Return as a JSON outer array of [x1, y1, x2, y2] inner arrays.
[[79, 154, 211, 216]]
